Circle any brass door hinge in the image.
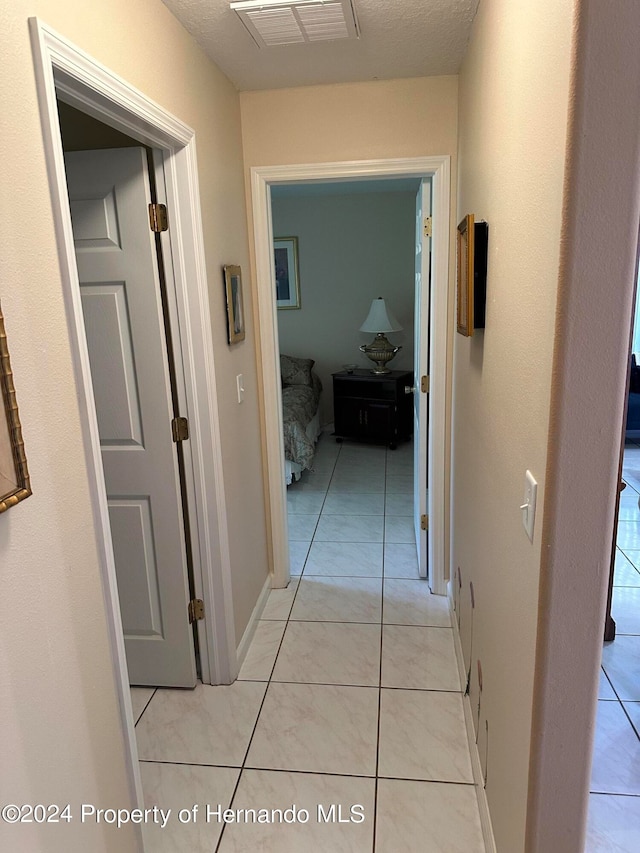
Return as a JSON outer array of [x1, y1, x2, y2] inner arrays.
[[171, 416, 189, 442], [421, 514, 429, 531], [188, 598, 205, 624], [149, 203, 168, 233], [423, 216, 432, 238], [421, 375, 430, 393]]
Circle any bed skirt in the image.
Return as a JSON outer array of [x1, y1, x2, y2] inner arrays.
[[285, 410, 322, 485]]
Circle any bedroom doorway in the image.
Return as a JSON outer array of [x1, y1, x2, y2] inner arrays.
[[272, 178, 430, 583], [250, 157, 450, 597]]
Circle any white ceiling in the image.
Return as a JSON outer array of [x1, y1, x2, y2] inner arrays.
[[161, 0, 479, 91]]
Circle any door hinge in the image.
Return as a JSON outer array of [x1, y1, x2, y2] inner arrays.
[[149, 203, 168, 233], [421, 514, 429, 531], [423, 216, 432, 238], [171, 416, 189, 442], [421, 375, 430, 393], [188, 598, 205, 624]]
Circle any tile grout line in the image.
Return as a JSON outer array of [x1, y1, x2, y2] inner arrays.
[[298, 436, 342, 579], [590, 789, 640, 799], [133, 687, 157, 728], [261, 617, 451, 627], [139, 757, 478, 786], [372, 443, 391, 853], [139, 436, 479, 848], [213, 679, 272, 852], [215, 435, 344, 852], [242, 679, 461, 694], [618, 696, 640, 744], [225, 437, 455, 849], [212, 441, 337, 853]]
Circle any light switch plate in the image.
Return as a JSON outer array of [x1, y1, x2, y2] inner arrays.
[[522, 470, 538, 541], [236, 374, 244, 404]]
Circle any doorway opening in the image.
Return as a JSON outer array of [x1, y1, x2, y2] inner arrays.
[[270, 179, 427, 584], [249, 158, 451, 597]]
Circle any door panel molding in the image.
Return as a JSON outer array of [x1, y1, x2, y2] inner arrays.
[[80, 281, 145, 446], [250, 157, 450, 596], [30, 16, 238, 821]]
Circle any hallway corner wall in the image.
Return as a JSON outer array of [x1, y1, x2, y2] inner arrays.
[[453, 0, 574, 850]]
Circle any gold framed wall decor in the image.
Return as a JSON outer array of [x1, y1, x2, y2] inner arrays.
[[457, 214, 474, 336], [0, 304, 32, 512], [456, 214, 488, 337], [223, 265, 245, 344]]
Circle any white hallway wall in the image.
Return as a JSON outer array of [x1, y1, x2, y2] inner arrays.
[[273, 190, 416, 424]]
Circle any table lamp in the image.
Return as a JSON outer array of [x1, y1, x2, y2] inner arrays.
[[359, 297, 403, 374]]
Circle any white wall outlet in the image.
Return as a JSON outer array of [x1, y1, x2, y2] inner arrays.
[[521, 470, 538, 541], [236, 374, 244, 404]]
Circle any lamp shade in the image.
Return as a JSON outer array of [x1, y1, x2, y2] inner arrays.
[[359, 297, 403, 333]]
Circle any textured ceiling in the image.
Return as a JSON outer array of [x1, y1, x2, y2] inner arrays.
[[161, 0, 479, 91]]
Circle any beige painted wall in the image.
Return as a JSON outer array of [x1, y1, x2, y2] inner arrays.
[[240, 76, 458, 168], [453, 0, 574, 850], [273, 190, 416, 424], [240, 74, 458, 580], [1, 2, 267, 849]]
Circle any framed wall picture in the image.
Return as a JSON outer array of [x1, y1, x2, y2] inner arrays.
[[0, 305, 32, 513], [223, 265, 245, 344], [457, 214, 473, 336], [274, 237, 300, 309], [456, 215, 488, 337]]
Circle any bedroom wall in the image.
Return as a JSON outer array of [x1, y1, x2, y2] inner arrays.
[[2, 2, 267, 849], [453, 0, 574, 849], [272, 189, 416, 424]]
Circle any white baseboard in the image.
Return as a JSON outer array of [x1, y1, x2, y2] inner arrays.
[[235, 574, 272, 671], [450, 592, 497, 853]]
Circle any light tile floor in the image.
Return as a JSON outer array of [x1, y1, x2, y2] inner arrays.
[[131, 433, 485, 852], [586, 438, 640, 851]]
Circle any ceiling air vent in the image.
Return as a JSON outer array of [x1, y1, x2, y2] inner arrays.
[[230, 0, 360, 48]]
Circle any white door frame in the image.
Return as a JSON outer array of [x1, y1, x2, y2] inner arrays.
[[414, 179, 431, 581], [251, 157, 450, 595], [30, 16, 237, 812]]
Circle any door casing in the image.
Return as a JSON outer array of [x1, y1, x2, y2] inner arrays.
[[30, 17, 238, 820], [250, 158, 450, 596], [414, 179, 431, 580]]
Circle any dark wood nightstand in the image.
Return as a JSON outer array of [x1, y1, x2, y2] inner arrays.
[[332, 369, 414, 449]]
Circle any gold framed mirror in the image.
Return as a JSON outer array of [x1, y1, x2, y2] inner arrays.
[[0, 304, 32, 513]]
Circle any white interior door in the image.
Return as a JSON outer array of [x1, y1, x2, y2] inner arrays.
[[414, 179, 432, 580], [65, 147, 197, 688]]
